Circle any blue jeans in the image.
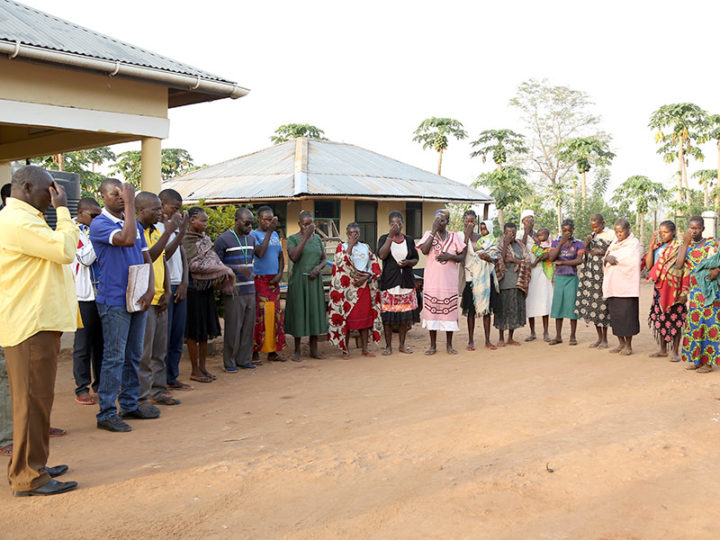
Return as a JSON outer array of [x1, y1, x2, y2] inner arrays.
[[96, 304, 148, 421], [165, 285, 187, 385]]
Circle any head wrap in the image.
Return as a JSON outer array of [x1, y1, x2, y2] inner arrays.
[[520, 209, 535, 221], [480, 220, 494, 237], [435, 208, 450, 220]]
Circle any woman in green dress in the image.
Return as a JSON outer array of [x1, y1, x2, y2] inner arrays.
[[286, 210, 328, 361]]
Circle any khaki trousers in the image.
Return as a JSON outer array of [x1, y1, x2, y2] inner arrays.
[[4, 331, 60, 491]]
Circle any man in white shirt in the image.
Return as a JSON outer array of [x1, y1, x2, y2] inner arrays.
[[72, 198, 104, 405]]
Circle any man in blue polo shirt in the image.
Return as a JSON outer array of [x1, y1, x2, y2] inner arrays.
[[214, 207, 256, 372], [90, 178, 158, 433]]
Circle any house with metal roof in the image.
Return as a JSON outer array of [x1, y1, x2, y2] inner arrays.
[[0, 0, 248, 191], [163, 137, 493, 245]]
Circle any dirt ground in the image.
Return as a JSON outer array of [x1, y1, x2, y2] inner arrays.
[[3, 281, 720, 539]]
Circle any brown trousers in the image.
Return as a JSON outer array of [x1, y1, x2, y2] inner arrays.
[[4, 331, 60, 491]]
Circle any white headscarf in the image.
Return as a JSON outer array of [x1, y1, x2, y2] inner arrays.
[[520, 209, 535, 221]]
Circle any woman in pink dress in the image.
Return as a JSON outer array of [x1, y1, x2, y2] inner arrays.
[[417, 209, 467, 355]]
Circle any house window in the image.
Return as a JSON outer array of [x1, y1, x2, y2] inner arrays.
[[314, 200, 341, 238], [355, 201, 377, 245], [405, 202, 423, 239]]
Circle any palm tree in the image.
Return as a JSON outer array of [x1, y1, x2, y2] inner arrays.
[[611, 175, 667, 242], [705, 114, 720, 205], [556, 136, 615, 208], [469, 129, 527, 171], [413, 117, 467, 175], [692, 169, 718, 208], [473, 166, 530, 228], [648, 103, 707, 203], [271, 124, 326, 144]]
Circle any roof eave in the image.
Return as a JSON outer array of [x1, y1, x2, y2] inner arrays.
[[0, 40, 250, 105]]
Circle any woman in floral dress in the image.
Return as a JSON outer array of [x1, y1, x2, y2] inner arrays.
[[678, 217, 720, 372], [575, 214, 615, 348], [327, 222, 383, 359]]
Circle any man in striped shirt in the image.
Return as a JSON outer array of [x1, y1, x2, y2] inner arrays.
[[214, 207, 257, 372]]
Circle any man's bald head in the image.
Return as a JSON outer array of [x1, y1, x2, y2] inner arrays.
[[135, 191, 160, 212], [10, 165, 54, 212], [100, 178, 122, 196]]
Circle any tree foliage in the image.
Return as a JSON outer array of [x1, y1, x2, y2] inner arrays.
[[509, 79, 602, 228], [469, 129, 527, 166], [611, 175, 667, 241], [473, 166, 530, 227], [31, 147, 117, 198], [110, 148, 195, 188], [270, 124, 326, 144]]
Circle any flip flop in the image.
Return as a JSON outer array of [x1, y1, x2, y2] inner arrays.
[[466, 345, 476, 351], [548, 339, 563, 346], [485, 344, 497, 350], [569, 339, 578, 346], [168, 381, 194, 391], [49, 427, 67, 438], [190, 374, 213, 383], [74, 394, 95, 405], [0, 445, 12, 457], [362, 351, 376, 358]]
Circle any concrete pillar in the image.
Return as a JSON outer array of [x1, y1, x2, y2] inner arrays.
[[140, 137, 162, 194], [0, 161, 11, 189]]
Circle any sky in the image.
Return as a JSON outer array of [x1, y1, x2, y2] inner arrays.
[[19, 0, 720, 197]]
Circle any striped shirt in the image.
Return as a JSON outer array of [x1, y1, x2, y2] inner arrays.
[[214, 229, 256, 294]]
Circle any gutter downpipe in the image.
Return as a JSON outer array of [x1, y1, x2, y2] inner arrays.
[[0, 40, 250, 99]]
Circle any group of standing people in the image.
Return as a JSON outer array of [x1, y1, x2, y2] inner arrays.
[[2, 162, 720, 500]]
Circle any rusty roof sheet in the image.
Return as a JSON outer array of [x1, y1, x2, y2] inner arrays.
[[165, 138, 493, 204], [0, 0, 231, 81]]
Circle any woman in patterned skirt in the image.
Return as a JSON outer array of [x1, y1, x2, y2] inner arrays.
[[645, 220, 686, 362], [575, 214, 615, 348], [678, 216, 720, 372], [377, 211, 419, 355], [417, 209, 467, 355]]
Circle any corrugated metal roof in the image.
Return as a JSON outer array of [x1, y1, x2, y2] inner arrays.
[[164, 138, 494, 204], [0, 0, 231, 82]]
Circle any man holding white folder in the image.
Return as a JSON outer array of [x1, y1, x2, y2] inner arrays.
[[90, 178, 158, 433]]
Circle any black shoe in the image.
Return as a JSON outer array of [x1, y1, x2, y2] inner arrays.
[[13, 479, 78, 497], [44, 465, 68, 478], [239, 364, 256, 370], [121, 404, 161, 419], [97, 415, 132, 432]]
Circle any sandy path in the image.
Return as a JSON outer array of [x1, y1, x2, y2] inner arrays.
[[2, 281, 720, 539]]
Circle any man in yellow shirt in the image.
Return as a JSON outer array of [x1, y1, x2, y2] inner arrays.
[[136, 192, 179, 407], [0, 166, 79, 496]]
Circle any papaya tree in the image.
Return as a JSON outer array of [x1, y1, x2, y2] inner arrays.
[[611, 175, 667, 242], [469, 129, 527, 171], [473, 166, 530, 228], [692, 169, 718, 208], [556, 136, 615, 208], [413, 117, 467, 175], [648, 103, 707, 203]]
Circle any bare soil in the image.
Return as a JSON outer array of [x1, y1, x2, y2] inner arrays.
[[2, 281, 720, 539]]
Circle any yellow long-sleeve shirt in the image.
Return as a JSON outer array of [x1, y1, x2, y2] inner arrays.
[[0, 197, 78, 347]]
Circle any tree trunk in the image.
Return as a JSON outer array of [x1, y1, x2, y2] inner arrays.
[[581, 170, 587, 209], [680, 141, 689, 204], [556, 203, 562, 233], [497, 207, 505, 229], [437, 150, 443, 176], [639, 212, 645, 245], [677, 141, 684, 203], [704, 180, 709, 208]]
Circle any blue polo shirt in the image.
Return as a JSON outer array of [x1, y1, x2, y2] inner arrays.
[[250, 229, 282, 275], [89, 208, 148, 306], [214, 229, 256, 295]]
